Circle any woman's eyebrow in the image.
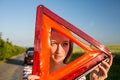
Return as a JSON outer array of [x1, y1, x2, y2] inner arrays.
[[63, 41, 69, 43], [51, 40, 56, 41], [51, 40, 57, 43]]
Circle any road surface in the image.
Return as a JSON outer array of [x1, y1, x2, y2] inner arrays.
[[0, 54, 24, 80]]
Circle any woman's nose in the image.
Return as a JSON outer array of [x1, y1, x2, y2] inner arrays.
[[56, 44, 64, 54]]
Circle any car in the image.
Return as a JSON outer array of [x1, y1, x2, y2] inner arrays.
[[24, 47, 34, 65]]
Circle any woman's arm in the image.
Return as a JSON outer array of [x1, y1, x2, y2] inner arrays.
[[90, 55, 113, 80]]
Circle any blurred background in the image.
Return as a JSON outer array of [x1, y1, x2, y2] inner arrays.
[[0, 0, 120, 80]]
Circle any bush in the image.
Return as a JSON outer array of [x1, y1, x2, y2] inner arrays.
[[0, 38, 26, 61]]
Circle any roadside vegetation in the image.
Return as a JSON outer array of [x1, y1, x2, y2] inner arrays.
[[0, 33, 26, 61], [70, 44, 120, 80]]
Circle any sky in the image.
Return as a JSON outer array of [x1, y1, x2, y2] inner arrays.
[[0, 0, 120, 47]]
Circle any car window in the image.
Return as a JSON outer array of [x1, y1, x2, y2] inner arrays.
[[26, 47, 34, 53]]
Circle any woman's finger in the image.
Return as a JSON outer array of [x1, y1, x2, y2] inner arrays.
[[98, 65, 108, 78], [28, 75, 40, 80], [108, 55, 113, 66]]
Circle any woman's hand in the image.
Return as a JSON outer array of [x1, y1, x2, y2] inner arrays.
[[90, 55, 113, 80], [27, 75, 40, 80]]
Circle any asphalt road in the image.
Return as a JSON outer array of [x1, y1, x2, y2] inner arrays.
[[0, 54, 24, 80]]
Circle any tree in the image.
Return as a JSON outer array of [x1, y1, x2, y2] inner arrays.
[[6, 38, 9, 43], [0, 32, 2, 39]]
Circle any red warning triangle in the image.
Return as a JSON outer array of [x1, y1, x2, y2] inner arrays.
[[32, 5, 111, 80]]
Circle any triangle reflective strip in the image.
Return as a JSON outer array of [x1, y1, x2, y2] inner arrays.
[[32, 5, 111, 80]]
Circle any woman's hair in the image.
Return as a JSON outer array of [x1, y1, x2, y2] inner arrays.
[[63, 40, 73, 64]]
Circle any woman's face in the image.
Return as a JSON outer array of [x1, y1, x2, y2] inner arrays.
[[50, 31, 70, 64]]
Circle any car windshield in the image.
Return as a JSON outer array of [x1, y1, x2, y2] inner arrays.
[[26, 47, 34, 53]]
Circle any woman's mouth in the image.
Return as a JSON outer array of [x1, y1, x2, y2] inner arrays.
[[54, 55, 63, 59]]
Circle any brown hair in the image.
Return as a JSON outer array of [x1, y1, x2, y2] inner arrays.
[[63, 40, 73, 64]]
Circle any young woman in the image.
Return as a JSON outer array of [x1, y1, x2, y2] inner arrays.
[[28, 30, 113, 80]]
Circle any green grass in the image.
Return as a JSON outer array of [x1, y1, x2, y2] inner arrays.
[[69, 44, 120, 80], [106, 45, 120, 80]]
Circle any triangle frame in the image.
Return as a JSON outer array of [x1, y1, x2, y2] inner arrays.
[[32, 5, 111, 80]]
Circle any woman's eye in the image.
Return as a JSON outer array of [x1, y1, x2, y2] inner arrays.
[[63, 42, 69, 46], [51, 42, 57, 46]]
